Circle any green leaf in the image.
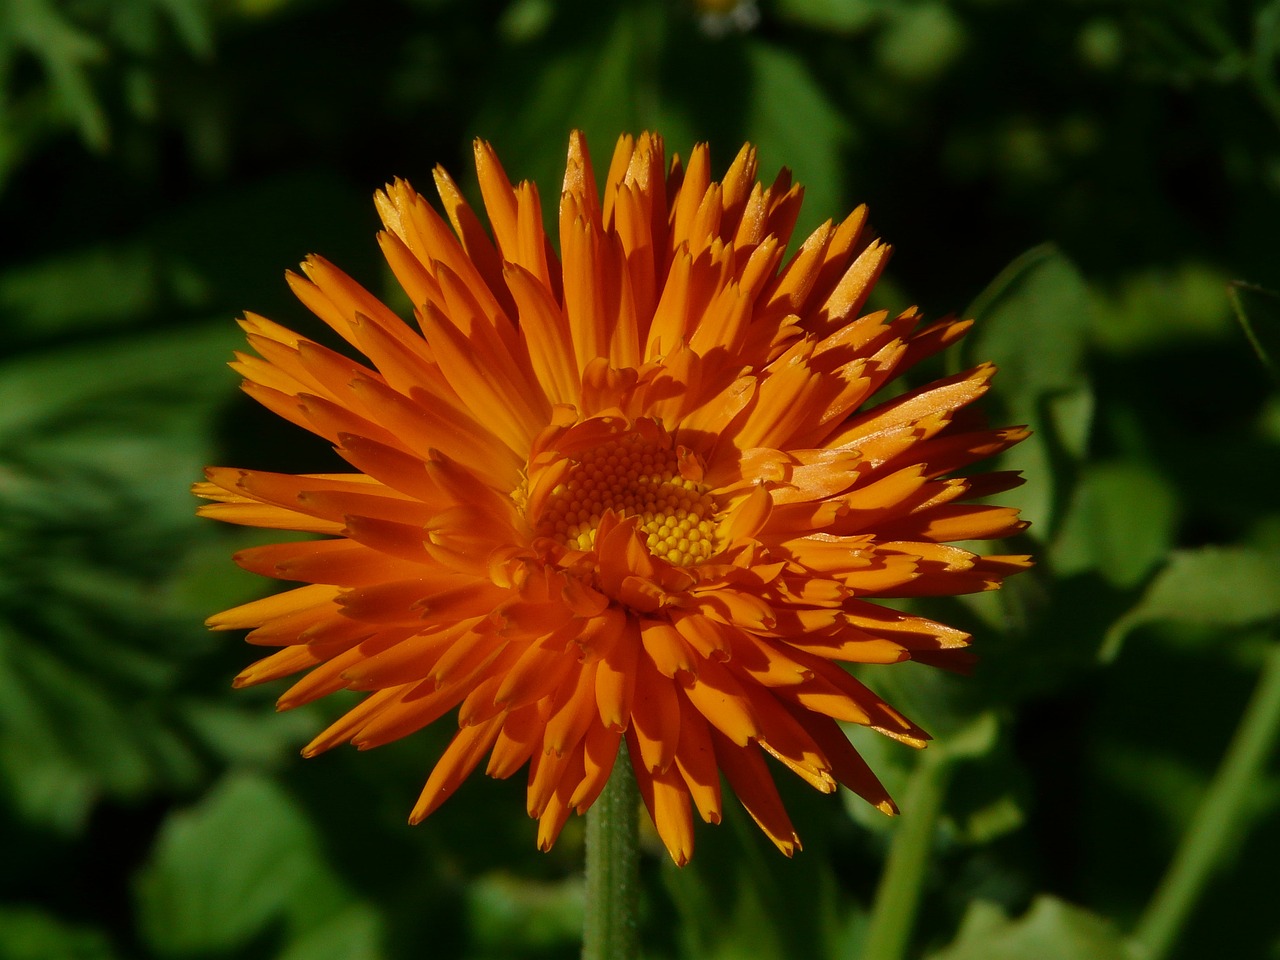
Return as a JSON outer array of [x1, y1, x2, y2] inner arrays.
[[1051, 461, 1179, 588], [1101, 546, 1280, 661], [1250, 1, 1280, 125], [467, 873, 584, 955], [949, 792, 1024, 846], [1228, 281, 1280, 382], [0, 322, 267, 831], [0, 321, 239, 442], [774, 0, 895, 32], [1091, 264, 1231, 354], [0, 244, 162, 342], [927, 896, 1135, 960], [966, 245, 1092, 419], [0, 906, 118, 960], [742, 41, 851, 244], [276, 905, 385, 960], [150, 0, 216, 58], [471, 3, 675, 212], [874, 3, 968, 83], [965, 245, 1095, 532], [134, 773, 377, 957], [0, 622, 196, 813], [7, 0, 110, 150], [181, 699, 321, 768]]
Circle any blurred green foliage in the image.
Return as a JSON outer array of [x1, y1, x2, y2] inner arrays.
[[1, 0, 1278, 958]]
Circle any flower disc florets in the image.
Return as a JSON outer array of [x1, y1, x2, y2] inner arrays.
[[529, 417, 717, 565], [197, 130, 1031, 865]]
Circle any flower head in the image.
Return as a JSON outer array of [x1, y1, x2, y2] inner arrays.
[[197, 131, 1030, 864]]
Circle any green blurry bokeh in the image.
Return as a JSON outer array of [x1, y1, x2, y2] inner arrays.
[[1, 1, 1278, 958]]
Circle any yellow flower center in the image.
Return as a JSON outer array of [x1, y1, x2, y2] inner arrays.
[[534, 431, 717, 566]]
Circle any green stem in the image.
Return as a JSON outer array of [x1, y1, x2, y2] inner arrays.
[[861, 749, 954, 960], [582, 742, 641, 960], [1132, 643, 1280, 960]]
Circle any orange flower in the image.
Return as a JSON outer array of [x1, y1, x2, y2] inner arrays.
[[196, 131, 1030, 865]]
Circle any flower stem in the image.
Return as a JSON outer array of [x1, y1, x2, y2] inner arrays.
[[1132, 643, 1280, 960], [861, 749, 954, 960], [582, 743, 640, 960]]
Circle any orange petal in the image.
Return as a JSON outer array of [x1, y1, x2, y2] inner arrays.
[[596, 616, 640, 731], [410, 714, 506, 823], [710, 730, 800, 856], [627, 730, 695, 866]]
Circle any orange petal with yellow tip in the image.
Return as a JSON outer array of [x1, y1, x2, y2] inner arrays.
[[680, 657, 759, 747], [672, 691, 722, 824], [630, 653, 681, 773], [543, 661, 600, 757], [628, 730, 696, 866], [485, 702, 547, 779], [205, 582, 339, 631], [350, 675, 479, 751], [790, 706, 898, 815], [571, 724, 623, 813], [595, 616, 640, 732], [232, 645, 323, 688], [535, 744, 584, 852], [711, 730, 800, 856]]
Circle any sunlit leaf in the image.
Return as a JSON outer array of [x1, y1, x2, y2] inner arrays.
[[1102, 546, 1280, 661], [965, 245, 1094, 532], [741, 40, 851, 243], [1051, 461, 1179, 588], [472, 2, 677, 210], [134, 773, 381, 958], [1091, 264, 1231, 354], [927, 896, 1134, 960], [276, 905, 384, 960]]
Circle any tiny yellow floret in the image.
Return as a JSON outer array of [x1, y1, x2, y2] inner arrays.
[[535, 433, 718, 565]]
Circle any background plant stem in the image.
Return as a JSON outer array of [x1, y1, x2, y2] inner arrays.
[[861, 749, 954, 960], [1132, 643, 1280, 960], [582, 743, 641, 960]]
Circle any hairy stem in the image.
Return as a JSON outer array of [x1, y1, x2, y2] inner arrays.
[[582, 743, 641, 960], [862, 749, 954, 960]]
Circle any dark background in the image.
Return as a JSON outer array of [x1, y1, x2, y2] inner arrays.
[[1, 1, 1278, 958]]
